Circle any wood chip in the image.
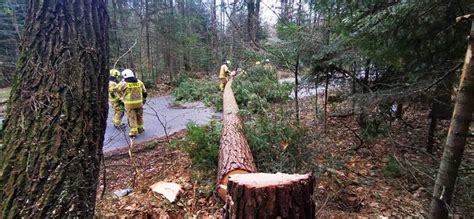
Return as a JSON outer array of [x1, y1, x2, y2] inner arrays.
[[150, 182, 183, 203]]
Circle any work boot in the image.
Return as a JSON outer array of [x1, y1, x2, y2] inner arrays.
[[114, 123, 125, 130], [138, 128, 145, 134]]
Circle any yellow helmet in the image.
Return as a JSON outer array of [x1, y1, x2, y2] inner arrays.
[[110, 69, 120, 77], [256, 61, 261, 65]]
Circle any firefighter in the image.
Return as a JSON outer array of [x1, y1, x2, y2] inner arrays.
[[109, 69, 125, 129], [219, 60, 231, 91], [118, 69, 147, 138], [263, 59, 272, 69]]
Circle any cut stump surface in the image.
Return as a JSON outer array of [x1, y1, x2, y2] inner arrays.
[[224, 173, 315, 219]]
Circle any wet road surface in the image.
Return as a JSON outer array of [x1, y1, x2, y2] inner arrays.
[[103, 96, 218, 152], [0, 96, 218, 152]]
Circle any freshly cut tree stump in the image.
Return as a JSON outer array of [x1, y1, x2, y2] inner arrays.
[[224, 173, 315, 219], [217, 78, 257, 200]]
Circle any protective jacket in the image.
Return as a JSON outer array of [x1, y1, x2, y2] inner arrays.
[[108, 77, 121, 102], [118, 77, 147, 109], [219, 64, 229, 79]]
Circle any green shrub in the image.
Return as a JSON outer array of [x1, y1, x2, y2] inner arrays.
[[382, 155, 401, 178], [358, 115, 385, 142], [171, 67, 290, 113], [175, 121, 222, 170], [171, 72, 197, 87], [203, 93, 223, 112], [142, 79, 155, 89], [171, 77, 223, 110], [243, 113, 304, 173], [232, 67, 293, 113]]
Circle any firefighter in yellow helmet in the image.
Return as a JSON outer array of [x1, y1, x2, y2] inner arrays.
[[117, 69, 147, 138], [219, 59, 231, 91], [109, 69, 125, 129]]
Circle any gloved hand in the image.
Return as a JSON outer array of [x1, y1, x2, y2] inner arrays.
[[119, 101, 124, 107], [143, 99, 147, 105]]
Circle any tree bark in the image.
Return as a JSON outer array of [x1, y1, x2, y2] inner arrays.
[[427, 72, 455, 153], [7, 0, 21, 50], [218, 78, 315, 217], [145, 0, 152, 77], [358, 61, 370, 129], [210, 0, 218, 67], [111, 0, 121, 59], [426, 116, 438, 154], [217, 78, 257, 200], [429, 18, 474, 218], [295, 53, 300, 123], [224, 173, 315, 219], [280, 0, 289, 23], [323, 70, 329, 133], [246, 0, 258, 42], [0, 1, 109, 217]]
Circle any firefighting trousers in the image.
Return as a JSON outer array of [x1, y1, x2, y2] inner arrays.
[[126, 107, 144, 136], [219, 78, 227, 91], [111, 101, 124, 126]]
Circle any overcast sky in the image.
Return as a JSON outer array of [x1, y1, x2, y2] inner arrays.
[[211, 0, 280, 29], [260, 0, 280, 26]]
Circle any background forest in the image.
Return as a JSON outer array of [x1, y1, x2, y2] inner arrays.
[[0, 0, 473, 217]]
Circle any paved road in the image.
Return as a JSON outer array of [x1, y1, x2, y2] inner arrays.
[[103, 96, 218, 152], [279, 77, 348, 98], [0, 96, 218, 152]]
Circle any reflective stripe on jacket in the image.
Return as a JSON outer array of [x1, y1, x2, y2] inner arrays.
[[118, 79, 147, 108]]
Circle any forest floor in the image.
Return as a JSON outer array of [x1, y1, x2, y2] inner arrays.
[[95, 92, 474, 217]]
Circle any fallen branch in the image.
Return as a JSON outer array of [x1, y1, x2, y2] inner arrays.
[[341, 122, 364, 151], [329, 113, 358, 118], [100, 156, 107, 199], [384, 123, 438, 161], [145, 102, 170, 144], [120, 129, 141, 188], [113, 36, 138, 69]]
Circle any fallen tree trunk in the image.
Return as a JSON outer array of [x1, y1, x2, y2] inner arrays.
[[217, 78, 257, 200], [224, 173, 315, 219], [217, 76, 315, 218]]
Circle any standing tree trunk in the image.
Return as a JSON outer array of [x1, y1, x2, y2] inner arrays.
[[7, 0, 21, 52], [145, 0, 152, 78], [0, 1, 109, 217], [210, 0, 218, 68], [294, 53, 300, 123], [358, 61, 370, 128], [280, 0, 289, 23], [111, 0, 121, 59], [426, 73, 455, 153], [246, 0, 254, 42], [429, 18, 474, 218], [323, 70, 329, 133], [314, 74, 318, 116]]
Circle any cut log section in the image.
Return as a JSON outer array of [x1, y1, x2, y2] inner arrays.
[[217, 78, 257, 200], [224, 173, 315, 219]]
